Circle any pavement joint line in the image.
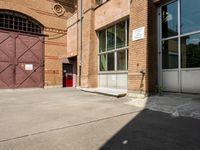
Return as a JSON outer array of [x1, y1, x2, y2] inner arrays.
[[175, 103, 191, 109], [0, 109, 143, 143]]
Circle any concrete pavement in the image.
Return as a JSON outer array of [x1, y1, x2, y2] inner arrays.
[[0, 88, 141, 149], [0, 88, 200, 150], [126, 92, 200, 119]]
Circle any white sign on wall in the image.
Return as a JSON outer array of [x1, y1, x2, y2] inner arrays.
[[132, 27, 145, 41], [25, 64, 33, 71]]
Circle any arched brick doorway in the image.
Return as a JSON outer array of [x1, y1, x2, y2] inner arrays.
[[0, 10, 45, 89]]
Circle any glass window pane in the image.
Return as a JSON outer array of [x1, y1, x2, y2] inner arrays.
[[127, 20, 129, 46], [107, 26, 115, 51], [100, 54, 106, 71], [99, 30, 106, 52], [117, 50, 126, 70], [181, 0, 200, 34], [127, 50, 129, 69], [107, 53, 115, 71], [162, 2, 178, 38], [181, 33, 200, 68], [162, 38, 178, 69], [116, 21, 125, 49]]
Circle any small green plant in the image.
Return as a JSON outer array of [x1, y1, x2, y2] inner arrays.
[[155, 85, 165, 96]]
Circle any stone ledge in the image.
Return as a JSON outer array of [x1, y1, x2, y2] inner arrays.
[[78, 87, 127, 97]]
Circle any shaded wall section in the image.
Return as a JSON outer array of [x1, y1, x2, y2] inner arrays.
[[128, 0, 157, 94]]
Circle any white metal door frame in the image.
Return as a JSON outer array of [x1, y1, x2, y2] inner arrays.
[[157, 0, 200, 93]]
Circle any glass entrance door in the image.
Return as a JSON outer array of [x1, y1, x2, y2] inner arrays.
[[159, 0, 200, 93]]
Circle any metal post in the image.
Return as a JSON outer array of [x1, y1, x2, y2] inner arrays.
[[79, 0, 83, 86]]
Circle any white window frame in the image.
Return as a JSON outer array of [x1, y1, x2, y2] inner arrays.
[[98, 19, 129, 74]]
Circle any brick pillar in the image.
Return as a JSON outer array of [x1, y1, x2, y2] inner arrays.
[[128, 0, 157, 95], [147, 0, 158, 94], [77, 0, 97, 88]]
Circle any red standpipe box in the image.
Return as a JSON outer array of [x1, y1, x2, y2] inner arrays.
[[65, 74, 73, 87]]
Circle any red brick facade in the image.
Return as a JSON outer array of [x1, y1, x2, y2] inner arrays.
[[0, 0, 77, 87], [73, 0, 159, 94], [0, 0, 163, 94], [128, 0, 158, 94]]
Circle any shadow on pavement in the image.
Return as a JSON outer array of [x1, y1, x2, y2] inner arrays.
[[99, 109, 200, 150]]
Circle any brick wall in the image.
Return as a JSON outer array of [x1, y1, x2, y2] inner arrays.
[[76, 0, 131, 88], [75, 0, 98, 88], [71, 0, 159, 93], [0, 0, 76, 87], [128, 0, 157, 94], [0, 0, 159, 92], [147, 0, 158, 93], [94, 0, 130, 30]]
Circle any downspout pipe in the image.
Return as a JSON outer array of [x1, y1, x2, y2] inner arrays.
[[79, 0, 83, 86]]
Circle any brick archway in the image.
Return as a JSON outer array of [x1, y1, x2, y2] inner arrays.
[[0, 1, 45, 26], [0, 10, 45, 89]]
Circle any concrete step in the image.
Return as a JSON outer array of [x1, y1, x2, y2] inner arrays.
[[79, 88, 127, 97]]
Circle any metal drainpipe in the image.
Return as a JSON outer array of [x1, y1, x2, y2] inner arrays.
[[79, 0, 83, 87]]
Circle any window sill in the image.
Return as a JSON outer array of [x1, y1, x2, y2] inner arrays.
[[98, 71, 128, 74]]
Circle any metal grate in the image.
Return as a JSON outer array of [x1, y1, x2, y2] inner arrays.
[[0, 11, 43, 34]]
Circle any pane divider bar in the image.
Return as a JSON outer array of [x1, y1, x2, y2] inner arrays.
[[178, 0, 182, 92]]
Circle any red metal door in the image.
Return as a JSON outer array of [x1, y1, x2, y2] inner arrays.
[[66, 75, 73, 87], [0, 29, 44, 89], [63, 63, 73, 87]]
